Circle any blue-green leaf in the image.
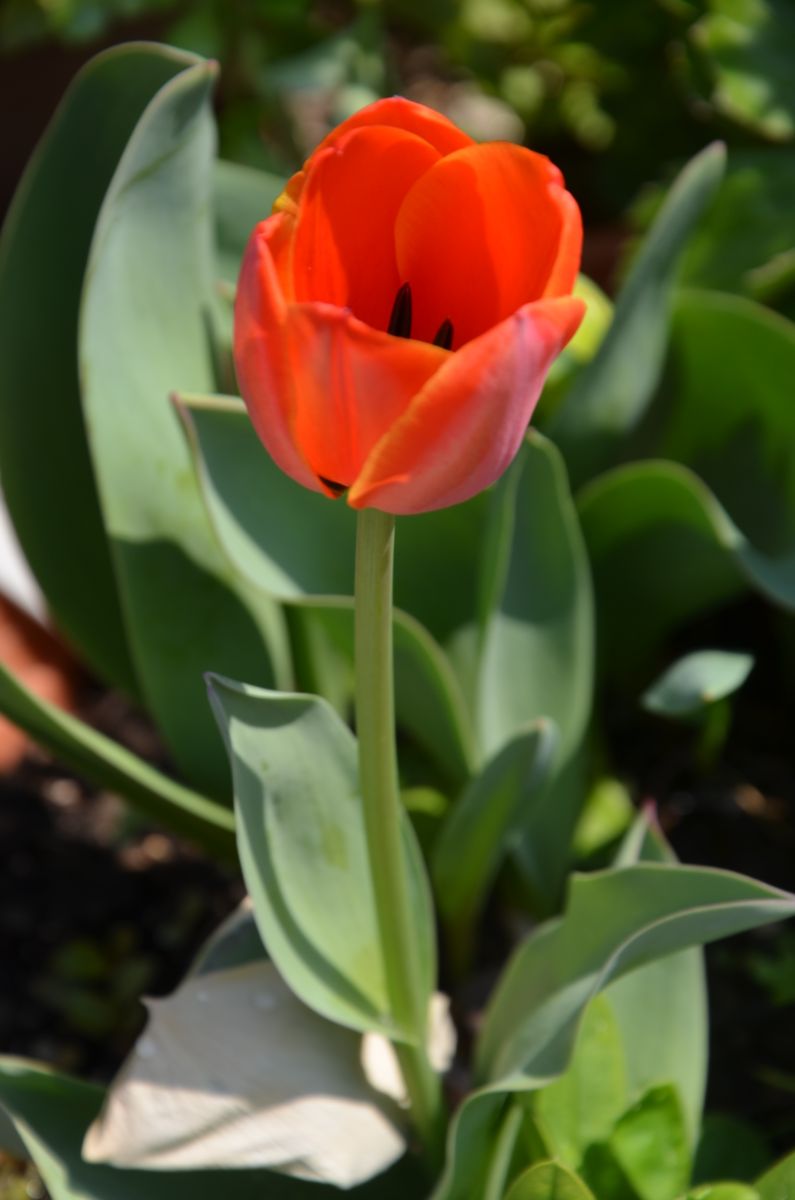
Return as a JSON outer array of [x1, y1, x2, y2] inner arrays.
[[79, 57, 290, 796], [475, 431, 594, 911], [206, 675, 434, 1036], [550, 144, 726, 486], [0, 44, 201, 692], [642, 650, 754, 719], [477, 864, 795, 1083]]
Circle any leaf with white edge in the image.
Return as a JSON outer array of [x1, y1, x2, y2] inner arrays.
[[476, 863, 795, 1084], [0, 1057, 422, 1199], [206, 676, 435, 1036], [550, 143, 726, 487], [432, 720, 558, 925], [83, 962, 405, 1187], [504, 1162, 596, 1199], [643, 650, 754, 719]]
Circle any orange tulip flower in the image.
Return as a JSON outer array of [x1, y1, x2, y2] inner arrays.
[[234, 98, 585, 514]]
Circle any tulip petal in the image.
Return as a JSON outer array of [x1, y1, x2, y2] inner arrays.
[[292, 126, 441, 332], [313, 96, 474, 160], [395, 143, 581, 347], [348, 296, 586, 514], [275, 99, 473, 231], [543, 187, 583, 298], [233, 215, 322, 495], [285, 303, 448, 492]]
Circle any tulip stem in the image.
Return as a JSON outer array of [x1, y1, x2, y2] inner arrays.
[[354, 508, 445, 1162]]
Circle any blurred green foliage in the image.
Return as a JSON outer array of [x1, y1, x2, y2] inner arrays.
[[2, 0, 794, 227]]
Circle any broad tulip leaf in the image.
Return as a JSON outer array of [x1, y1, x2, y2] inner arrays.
[[79, 54, 290, 796], [0, 659, 234, 856], [0, 1058, 420, 1200], [84, 961, 405, 1186], [433, 719, 558, 926], [756, 1149, 795, 1197], [432, 861, 786, 1200], [476, 863, 795, 1083], [550, 143, 726, 486], [475, 431, 594, 911], [690, 0, 795, 141], [179, 399, 475, 785], [578, 460, 795, 678], [538, 816, 707, 1154], [662, 292, 795, 557], [505, 1162, 596, 1199], [177, 397, 489, 645], [603, 954, 706, 1148], [207, 675, 435, 1035], [642, 650, 754, 719], [0, 44, 200, 692]]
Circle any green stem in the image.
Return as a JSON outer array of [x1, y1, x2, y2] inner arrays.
[[354, 508, 445, 1159]]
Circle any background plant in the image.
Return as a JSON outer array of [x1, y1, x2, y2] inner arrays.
[[0, 3, 794, 1196]]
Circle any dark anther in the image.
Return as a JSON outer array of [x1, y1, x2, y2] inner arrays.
[[319, 476, 346, 497], [432, 318, 454, 350], [387, 282, 413, 339]]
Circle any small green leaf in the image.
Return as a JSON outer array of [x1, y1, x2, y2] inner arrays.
[[0, 659, 234, 856], [607, 1085, 690, 1200], [535, 996, 628, 1167], [433, 719, 558, 925], [756, 1147, 795, 1197], [207, 676, 434, 1035], [550, 143, 726, 486], [642, 650, 754, 718], [505, 1161, 597, 1199]]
